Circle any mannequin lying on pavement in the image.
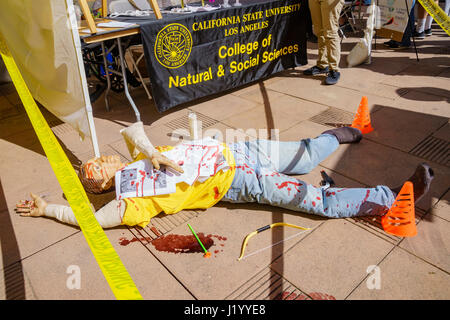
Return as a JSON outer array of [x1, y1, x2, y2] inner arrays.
[[15, 122, 434, 229]]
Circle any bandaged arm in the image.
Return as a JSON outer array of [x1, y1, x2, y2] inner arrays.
[[44, 200, 126, 228]]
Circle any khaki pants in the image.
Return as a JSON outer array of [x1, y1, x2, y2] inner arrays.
[[308, 0, 344, 71]]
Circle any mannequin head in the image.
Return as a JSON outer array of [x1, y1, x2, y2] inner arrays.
[[79, 155, 125, 193]]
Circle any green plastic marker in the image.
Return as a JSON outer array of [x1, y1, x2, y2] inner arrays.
[[187, 223, 211, 258]]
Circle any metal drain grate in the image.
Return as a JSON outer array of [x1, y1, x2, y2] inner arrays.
[[131, 210, 200, 243], [396, 88, 410, 97], [409, 136, 449, 167], [309, 107, 354, 128], [164, 112, 219, 131], [0, 262, 26, 300], [225, 268, 310, 300]]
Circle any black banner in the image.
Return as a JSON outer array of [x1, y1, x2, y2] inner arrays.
[[140, 0, 307, 113]]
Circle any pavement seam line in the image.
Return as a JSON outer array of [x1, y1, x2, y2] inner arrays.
[[0, 230, 81, 274], [126, 225, 198, 300], [343, 244, 397, 300]]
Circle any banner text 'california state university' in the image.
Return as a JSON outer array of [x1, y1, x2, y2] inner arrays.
[[141, 0, 307, 113]]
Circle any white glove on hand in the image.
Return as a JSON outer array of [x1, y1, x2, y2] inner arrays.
[[120, 121, 156, 159], [120, 122, 183, 173]]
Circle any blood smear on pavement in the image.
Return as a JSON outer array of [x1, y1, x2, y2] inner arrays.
[[151, 233, 215, 254]]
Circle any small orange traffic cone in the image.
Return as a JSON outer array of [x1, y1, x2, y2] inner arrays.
[[381, 181, 417, 237], [351, 96, 374, 134]]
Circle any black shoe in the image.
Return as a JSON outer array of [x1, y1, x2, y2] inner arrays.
[[322, 127, 362, 144], [413, 30, 425, 39], [324, 70, 340, 85], [424, 28, 432, 36], [384, 40, 410, 50], [383, 40, 395, 47], [303, 65, 329, 76], [390, 163, 434, 203]]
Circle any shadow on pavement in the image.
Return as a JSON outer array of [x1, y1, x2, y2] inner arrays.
[[396, 87, 450, 102], [0, 178, 25, 300]]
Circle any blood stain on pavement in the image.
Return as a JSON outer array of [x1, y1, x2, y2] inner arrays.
[[119, 232, 227, 256], [276, 291, 309, 300], [151, 233, 214, 253], [308, 292, 336, 300], [119, 236, 152, 246], [276, 291, 336, 300]]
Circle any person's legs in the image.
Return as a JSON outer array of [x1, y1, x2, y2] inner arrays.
[[425, 14, 434, 35], [415, 2, 428, 36], [224, 129, 360, 208], [223, 133, 339, 204], [424, 0, 439, 36], [223, 159, 433, 219], [446, 0, 450, 16], [227, 127, 361, 176], [256, 174, 396, 218], [400, 4, 415, 46], [385, 1, 415, 49], [223, 143, 396, 218], [254, 134, 339, 174], [321, 0, 345, 72], [308, 0, 328, 69]]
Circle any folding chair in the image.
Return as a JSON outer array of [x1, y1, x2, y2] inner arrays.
[[107, 0, 177, 101], [339, 0, 358, 41], [108, 0, 153, 101]]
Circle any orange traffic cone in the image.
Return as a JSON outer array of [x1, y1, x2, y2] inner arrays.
[[381, 181, 417, 237], [351, 96, 374, 134]]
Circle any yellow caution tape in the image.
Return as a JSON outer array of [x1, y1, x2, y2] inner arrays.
[[417, 0, 450, 36], [0, 35, 142, 300]]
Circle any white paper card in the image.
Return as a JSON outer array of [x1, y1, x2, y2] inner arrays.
[[115, 159, 176, 200], [79, 27, 107, 34], [161, 138, 229, 185], [97, 21, 136, 28]]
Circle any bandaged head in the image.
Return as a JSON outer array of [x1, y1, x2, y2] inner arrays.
[[78, 155, 125, 193]]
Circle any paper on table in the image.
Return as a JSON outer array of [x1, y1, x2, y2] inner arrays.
[[186, 5, 220, 12], [97, 21, 136, 28], [115, 159, 176, 200], [79, 28, 107, 34]]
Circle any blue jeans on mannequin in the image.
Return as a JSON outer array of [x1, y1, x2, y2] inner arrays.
[[222, 135, 396, 218]]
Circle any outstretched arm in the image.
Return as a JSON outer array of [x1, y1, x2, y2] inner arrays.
[[15, 193, 125, 228], [120, 121, 184, 173]]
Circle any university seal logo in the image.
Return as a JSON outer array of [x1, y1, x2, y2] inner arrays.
[[154, 23, 193, 69]]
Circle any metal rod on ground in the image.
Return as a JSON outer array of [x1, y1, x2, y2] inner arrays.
[[187, 223, 211, 258], [405, 0, 419, 62]]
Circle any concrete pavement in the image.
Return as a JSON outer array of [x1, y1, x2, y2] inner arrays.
[[0, 24, 449, 300]]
